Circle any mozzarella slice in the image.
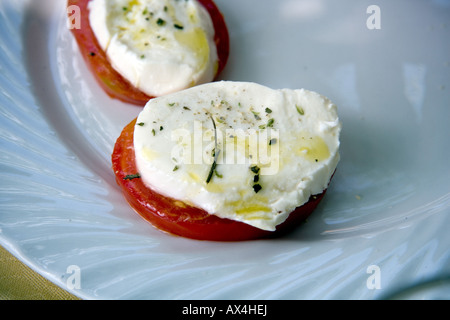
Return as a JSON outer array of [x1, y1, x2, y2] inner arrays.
[[134, 81, 341, 231], [88, 0, 218, 97]]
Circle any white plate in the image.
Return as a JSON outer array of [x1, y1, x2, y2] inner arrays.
[[1, 0, 449, 300]]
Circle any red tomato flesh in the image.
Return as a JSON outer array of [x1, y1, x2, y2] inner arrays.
[[68, 0, 230, 106], [112, 119, 328, 241]]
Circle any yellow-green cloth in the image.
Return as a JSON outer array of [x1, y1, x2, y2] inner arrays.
[[0, 246, 80, 300]]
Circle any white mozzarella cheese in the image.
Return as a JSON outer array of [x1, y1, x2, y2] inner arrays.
[[88, 0, 218, 97], [134, 81, 341, 231]]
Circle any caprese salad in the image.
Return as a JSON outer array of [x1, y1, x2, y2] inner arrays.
[[112, 81, 341, 241], [68, 0, 229, 105]]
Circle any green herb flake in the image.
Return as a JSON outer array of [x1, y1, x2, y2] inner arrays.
[[156, 18, 166, 26], [152, 129, 156, 136], [251, 110, 261, 120], [206, 116, 220, 184], [174, 24, 184, 30], [137, 122, 145, 127], [173, 165, 179, 172], [250, 165, 260, 174], [267, 118, 275, 127], [296, 105, 305, 115], [216, 116, 225, 124], [265, 107, 272, 114], [123, 173, 141, 180], [206, 161, 217, 184], [253, 184, 262, 193]]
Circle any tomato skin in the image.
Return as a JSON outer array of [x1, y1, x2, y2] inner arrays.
[[196, 0, 230, 77], [68, 0, 230, 106], [112, 119, 328, 241], [68, 0, 152, 105]]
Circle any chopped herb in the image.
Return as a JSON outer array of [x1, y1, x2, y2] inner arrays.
[[251, 110, 261, 120], [214, 170, 223, 178], [183, 106, 191, 110], [159, 126, 164, 131], [206, 161, 216, 184], [206, 116, 219, 184], [168, 102, 175, 107], [174, 24, 184, 30], [267, 118, 275, 127], [216, 116, 225, 124], [250, 165, 260, 174], [123, 7, 128, 11], [143, 8, 148, 15], [137, 122, 145, 126], [296, 105, 305, 115], [250, 166, 262, 192], [152, 129, 156, 136], [140, 54, 145, 59], [123, 173, 140, 180], [164, 6, 168, 12], [173, 165, 179, 172], [265, 107, 272, 114], [156, 18, 166, 26], [253, 184, 262, 193], [89, 52, 96, 57]]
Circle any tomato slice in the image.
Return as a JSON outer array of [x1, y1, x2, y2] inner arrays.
[[112, 118, 328, 241], [68, 0, 230, 106]]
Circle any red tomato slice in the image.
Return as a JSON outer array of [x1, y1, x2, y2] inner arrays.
[[112, 118, 328, 241], [68, 0, 230, 106]]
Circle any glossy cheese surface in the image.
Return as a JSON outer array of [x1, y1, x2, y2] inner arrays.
[[133, 81, 341, 231], [89, 0, 218, 97]]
